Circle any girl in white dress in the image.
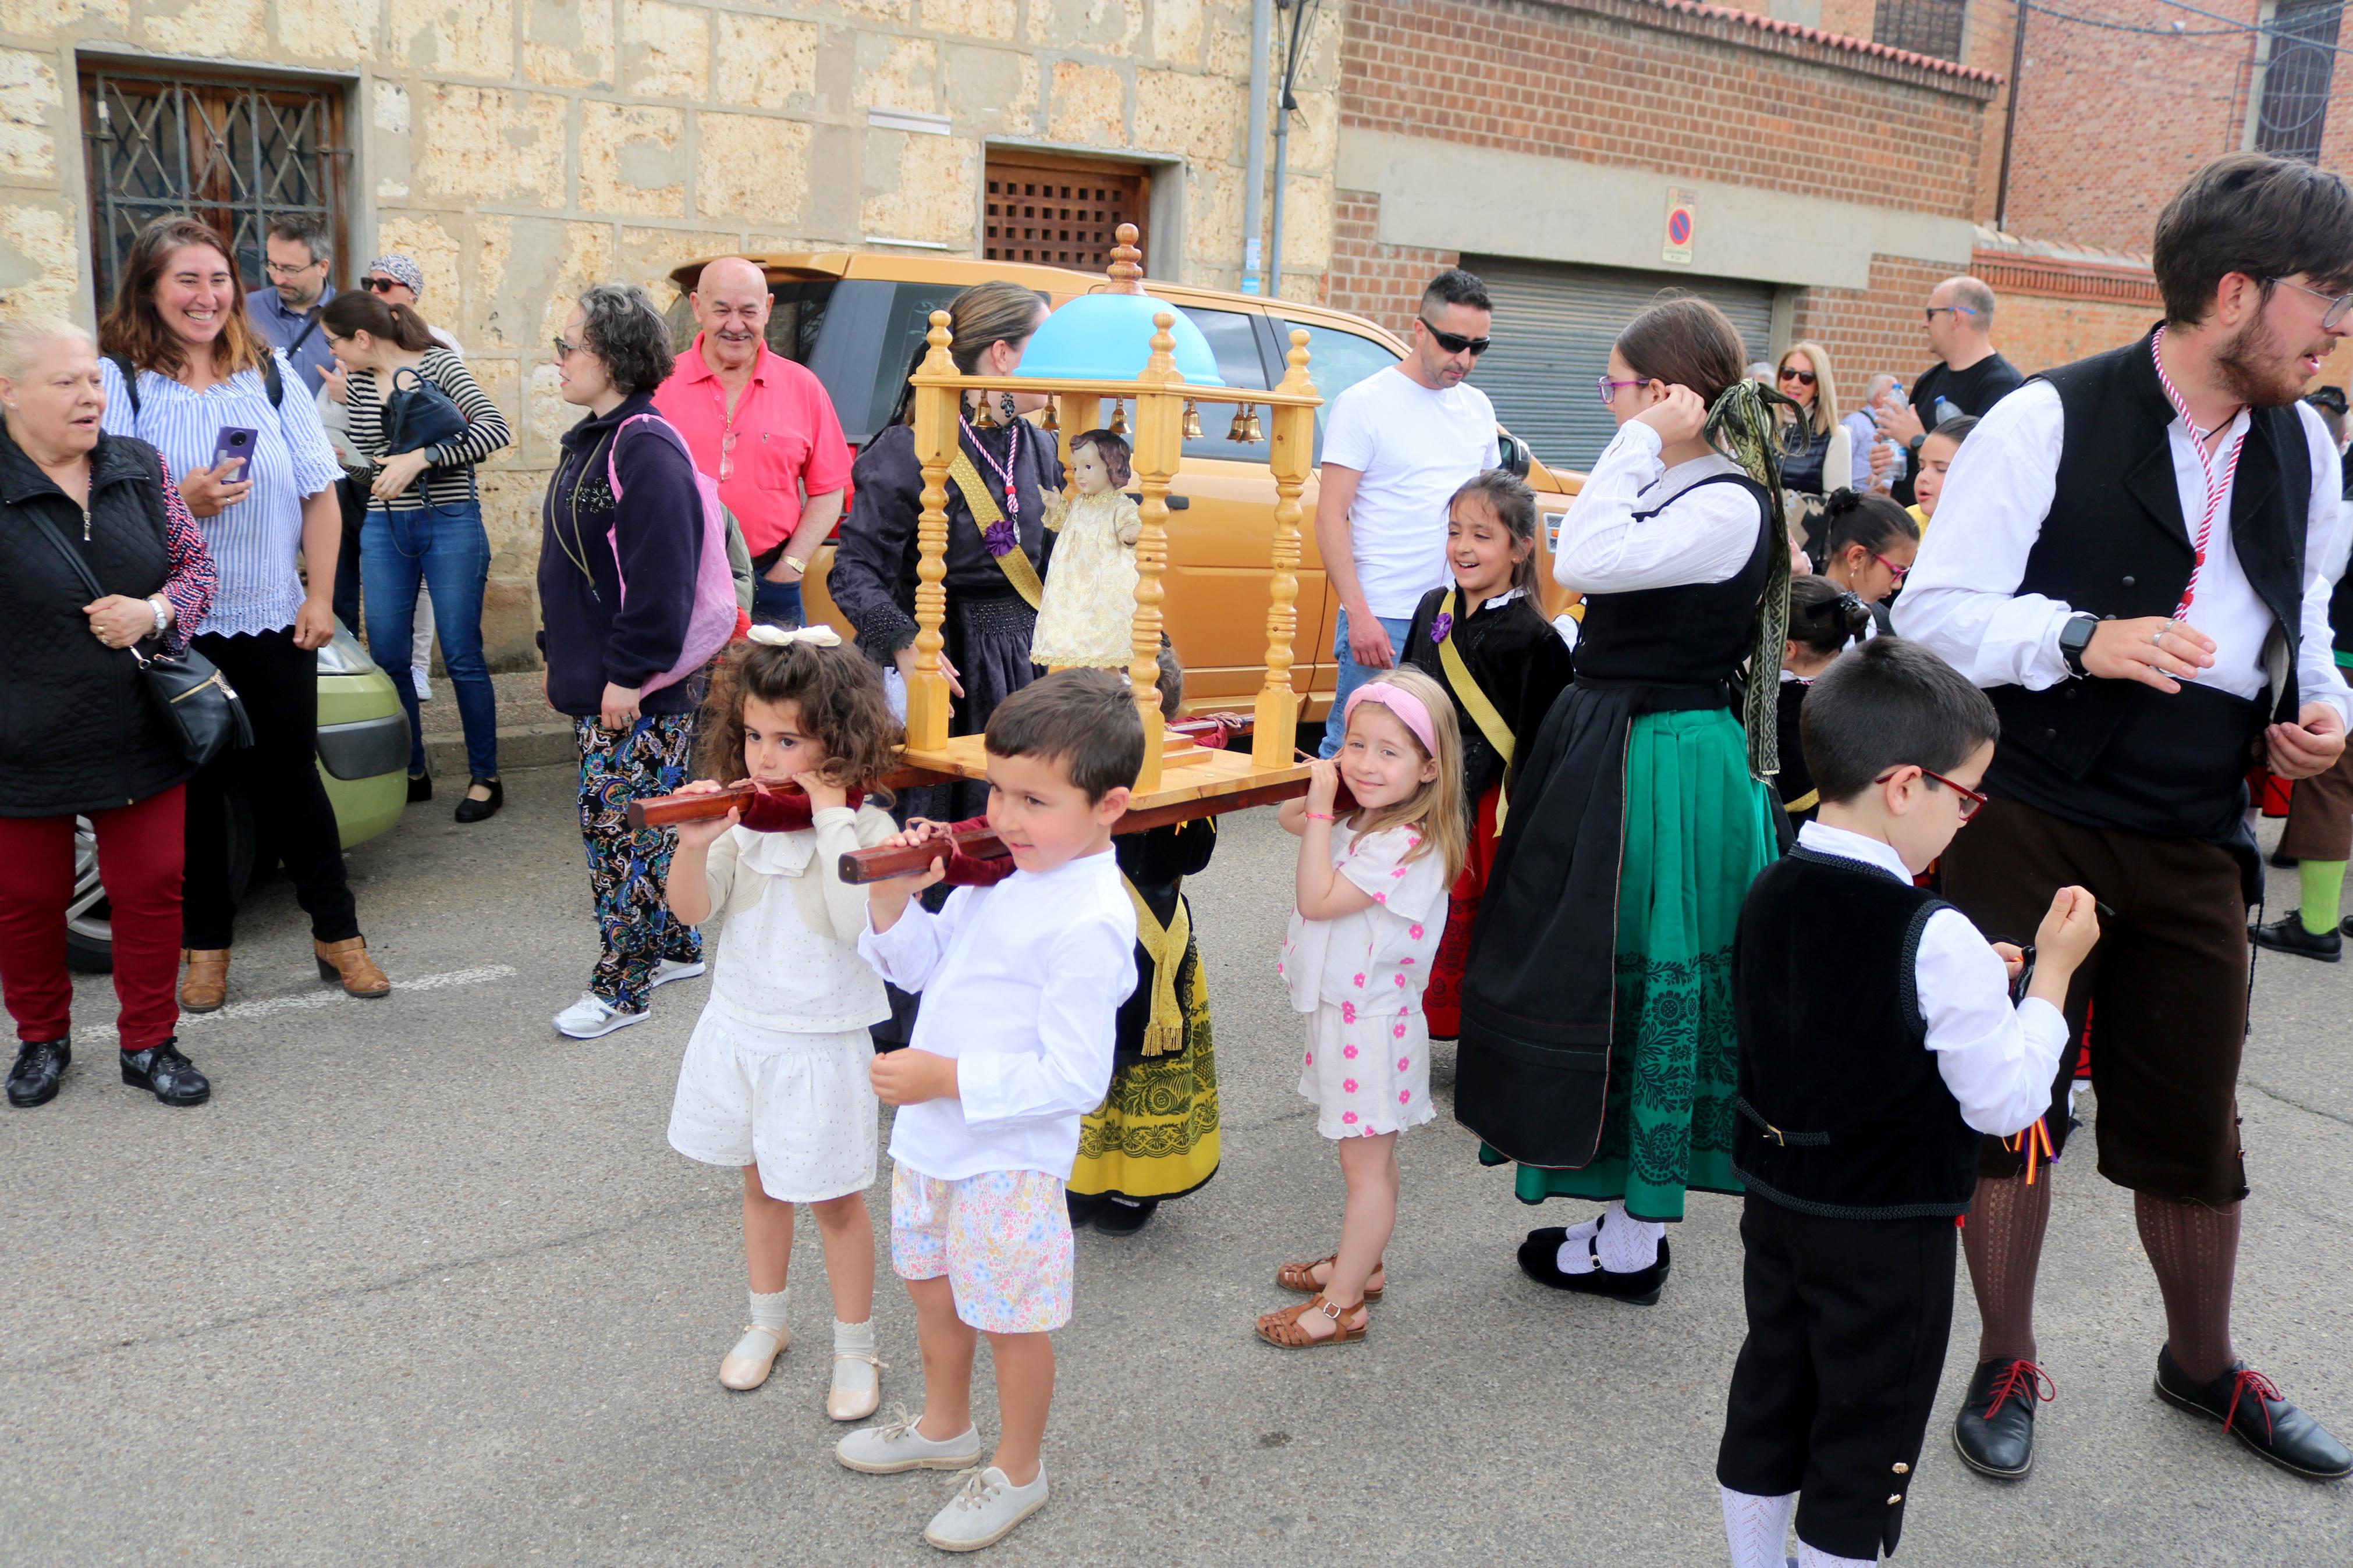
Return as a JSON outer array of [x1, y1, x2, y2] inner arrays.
[[1259, 668, 1465, 1347], [663, 627, 903, 1418]]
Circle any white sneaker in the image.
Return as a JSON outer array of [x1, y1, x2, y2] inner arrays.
[[411, 666, 432, 701], [922, 1465, 1048, 1552], [552, 993, 644, 1039], [836, 1408, 982, 1474], [650, 957, 706, 990]]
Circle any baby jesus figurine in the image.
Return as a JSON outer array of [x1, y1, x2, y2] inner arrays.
[[1031, 427, 1144, 670]]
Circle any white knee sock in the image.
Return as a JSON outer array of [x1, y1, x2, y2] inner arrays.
[[749, 1286, 789, 1334], [1719, 1485, 1795, 1568], [1558, 1202, 1667, 1274], [1795, 1539, 1874, 1567]]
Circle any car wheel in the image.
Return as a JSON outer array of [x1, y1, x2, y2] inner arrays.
[[63, 789, 256, 974]]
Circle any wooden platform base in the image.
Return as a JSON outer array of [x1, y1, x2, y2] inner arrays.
[[898, 731, 1313, 813]]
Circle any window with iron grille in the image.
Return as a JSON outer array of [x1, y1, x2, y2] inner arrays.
[[1873, 0, 1969, 61], [2256, 0, 2343, 163], [981, 152, 1151, 271], [79, 64, 351, 308]]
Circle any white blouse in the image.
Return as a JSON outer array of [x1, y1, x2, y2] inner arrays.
[[1552, 422, 1764, 594]]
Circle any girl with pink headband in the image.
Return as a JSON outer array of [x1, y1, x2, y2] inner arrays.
[[1257, 668, 1464, 1347]]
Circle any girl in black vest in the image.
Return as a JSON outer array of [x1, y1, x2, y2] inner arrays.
[[1454, 296, 1793, 1301], [1401, 468, 1573, 1039], [1772, 577, 1872, 828]]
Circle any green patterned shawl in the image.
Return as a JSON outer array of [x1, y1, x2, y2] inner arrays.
[[1702, 379, 1802, 783]]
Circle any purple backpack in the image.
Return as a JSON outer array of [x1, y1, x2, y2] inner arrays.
[[605, 413, 737, 695]]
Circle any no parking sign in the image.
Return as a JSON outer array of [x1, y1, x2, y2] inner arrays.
[[1663, 187, 1695, 266]]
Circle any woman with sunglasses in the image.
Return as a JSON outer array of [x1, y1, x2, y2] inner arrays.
[[1774, 343, 1851, 560], [1815, 488, 1919, 638]]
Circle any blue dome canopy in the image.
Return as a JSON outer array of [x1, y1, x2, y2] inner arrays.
[[1018, 291, 1226, 387]]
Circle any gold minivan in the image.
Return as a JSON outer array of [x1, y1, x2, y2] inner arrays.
[[668, 253, 1584, 720]]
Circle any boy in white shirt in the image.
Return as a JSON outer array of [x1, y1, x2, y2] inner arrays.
[[839, 670, 1142, 1552]]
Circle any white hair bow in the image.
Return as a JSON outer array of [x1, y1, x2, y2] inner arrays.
[[747, 624, 843, 648]]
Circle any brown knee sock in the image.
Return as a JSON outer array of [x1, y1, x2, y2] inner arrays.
[[2134, 1193, 2241, 1383], [1963, 1169, 2054, 1366]]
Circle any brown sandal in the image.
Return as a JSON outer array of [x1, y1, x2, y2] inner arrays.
[[1256, 1293, 1369, 1349], [1274, 1255, 1385, 1302]]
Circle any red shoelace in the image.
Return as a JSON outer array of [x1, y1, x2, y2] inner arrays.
[[1981, 1359, 2058, 1420], [2221, 1367, 2284, 1439]]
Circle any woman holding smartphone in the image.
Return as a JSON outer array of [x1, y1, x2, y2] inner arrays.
[[98, 215, 392, 1012]]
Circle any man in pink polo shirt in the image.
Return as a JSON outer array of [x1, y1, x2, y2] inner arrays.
[[654, 257, 853, 627]]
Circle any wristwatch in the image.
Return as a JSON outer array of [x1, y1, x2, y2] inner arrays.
[[147, 595, 171, 637], [2059, 613, 2099, 677], [782, 554, 807, 577]]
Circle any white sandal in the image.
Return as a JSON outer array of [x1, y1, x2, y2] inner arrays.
[[719, 1323, 789, 1391], [828, 1349, 886, 1421]]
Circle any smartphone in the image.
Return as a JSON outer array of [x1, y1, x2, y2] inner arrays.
[[211, 426, 257, 479]]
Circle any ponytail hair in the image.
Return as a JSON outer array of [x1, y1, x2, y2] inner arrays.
[[321, 290, 439, 353], [1820, 487, 1919, 559], [1787, 575, 1872, 657]]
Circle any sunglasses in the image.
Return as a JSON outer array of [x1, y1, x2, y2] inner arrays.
[[360, 276, 403, 293], [1875, 765, 1987, 821], [1923, 304, 1979, 322], [1777, 365, 1817, 386], [1419, 318, 1492, 356]]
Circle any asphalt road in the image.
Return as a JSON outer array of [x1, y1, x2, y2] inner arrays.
[[5, 766, 2350, 1566]]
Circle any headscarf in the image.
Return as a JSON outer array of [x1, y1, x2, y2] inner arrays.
[[1703, 376, 1804, 783]]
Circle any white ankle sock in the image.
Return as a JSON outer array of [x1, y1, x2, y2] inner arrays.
[[1795, 1539, 1873, 1567], [1557, 1202, 1667, 1274], [750, 1286, 790, 1334], [1719, 1485, 1795, 1568]]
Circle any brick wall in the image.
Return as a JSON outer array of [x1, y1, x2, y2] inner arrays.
[[1787, 253, 1955, 408], [1323, 188, 1457, 336]]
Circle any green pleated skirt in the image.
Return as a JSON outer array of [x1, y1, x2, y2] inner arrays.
[[1497, 705, 1779, 1221]]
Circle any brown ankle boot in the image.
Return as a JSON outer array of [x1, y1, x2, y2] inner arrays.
[[314, 936, 391, 998], [179, 948, 230, 1013]]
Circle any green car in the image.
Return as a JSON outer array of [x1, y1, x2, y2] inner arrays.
[[65, 627, 410, 973]]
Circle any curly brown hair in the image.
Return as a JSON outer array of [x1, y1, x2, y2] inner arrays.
[[695, 638, 903, 796]]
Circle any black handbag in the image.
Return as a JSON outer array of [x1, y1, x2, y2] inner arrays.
[[377, 364, 468, 497], [30, 511, 252, 767]]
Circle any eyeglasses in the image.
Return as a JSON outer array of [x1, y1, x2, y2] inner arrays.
[[264, 258, 322, 278], [2271, 276, 2353, 332], [1870, 549, 1911, 583], [552, 335, 583, 360], [1875, 765, 1987, 821], [718, 428, 738, 482], [1419, 318, 1492, 356], [1596, 375, 1647, 406], [1923, 305, 1979, 322], [1777, 365, 1817, 387]]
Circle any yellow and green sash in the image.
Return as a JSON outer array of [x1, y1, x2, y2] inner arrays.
[[1123, 876, 1191, 1057], [947, 453, 1043, 609], [1434, 588, 1514, 835]]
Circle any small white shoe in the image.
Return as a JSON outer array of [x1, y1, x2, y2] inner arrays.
[[650, 958, 707, 990], [719, 1324, 789, 1391], [552, 992, 644, 1039], [836, 1408, 982, 1474], [828, 1349, 885, 1421], [922, 1465, 1048, 1552]]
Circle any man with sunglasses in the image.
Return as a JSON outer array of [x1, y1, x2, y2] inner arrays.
[[1314, 268, 1500, 757], [1897, 152, 2353, 1487], [1875, 276, 2022, 507]]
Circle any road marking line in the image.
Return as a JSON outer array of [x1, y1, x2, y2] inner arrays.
[[75, 965, 517, 1044]]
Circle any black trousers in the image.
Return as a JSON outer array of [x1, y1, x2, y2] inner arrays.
[[331, 475, 367, 636], [1716, 1196, 1957, 1561], [184, 627, 359, 948]]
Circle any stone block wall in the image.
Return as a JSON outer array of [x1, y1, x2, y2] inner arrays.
[[0, 0, 1333, 667]]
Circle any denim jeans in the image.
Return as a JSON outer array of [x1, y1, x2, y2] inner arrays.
[[750, 574, 804, 628], [361, 497, 498, 780], [1319, 607, 1417, 758]]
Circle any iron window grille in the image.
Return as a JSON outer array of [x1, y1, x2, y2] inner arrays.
[[2256, 0, 2343, 163]]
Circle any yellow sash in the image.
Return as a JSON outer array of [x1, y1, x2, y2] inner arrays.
[[1123, 876, 1191, 1057], [948, 453, 1043, 609], [1782, 788, 1819, 815], [1433, 589, 1515, 834]]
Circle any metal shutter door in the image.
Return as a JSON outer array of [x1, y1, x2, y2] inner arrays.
[[1463, 258, 1778, 473]]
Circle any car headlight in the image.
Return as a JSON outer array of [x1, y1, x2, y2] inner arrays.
[[315, 627, 381, 677]]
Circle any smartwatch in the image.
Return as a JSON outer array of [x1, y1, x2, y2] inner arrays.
[[2059, 613, 2099, 677]]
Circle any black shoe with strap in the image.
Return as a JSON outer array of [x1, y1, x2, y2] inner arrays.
[[120, 1038, 209, 1107], [1515, 1221, 1671, 1304], [1094, 1197, 1158, 1236], [1952, 1357, 2054, 1479], [2155, 1346, 2353, 1480], [6, 1038, 69, 1108], [2252, 910, 2341, 962], [453, 776, 503, 824]]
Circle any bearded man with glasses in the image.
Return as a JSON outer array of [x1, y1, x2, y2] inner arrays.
[[1897, 152, 2353, 1487]]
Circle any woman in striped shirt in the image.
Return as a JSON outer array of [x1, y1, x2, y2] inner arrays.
[[321, 291, 513, 820], [97, 215, 390, 1010]]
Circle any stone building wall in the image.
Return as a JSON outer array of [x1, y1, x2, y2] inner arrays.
[[0, 0, 1333, 666]]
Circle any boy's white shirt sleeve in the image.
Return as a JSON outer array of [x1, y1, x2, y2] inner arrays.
[[858, 883, 970, 993], [956, 911, 1134, 1133], [1915, 909, 2071, 1137]]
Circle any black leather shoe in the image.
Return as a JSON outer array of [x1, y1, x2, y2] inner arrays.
[[2156, 1346, 2353, 1479], [6, 1038, 69, 1108], [1095, 1197, 1158, 1236], [2269, 847, 2301, 869], [120, 1038, 209, 1107], [453, 776, 503, 823], [1515, 1222, 1671, 1304], [1065, 1190, 1104, 1230], [407, 771, 433, 803], [2253, 911, 2341, 962], [1952, 1357, 2053, 1479]]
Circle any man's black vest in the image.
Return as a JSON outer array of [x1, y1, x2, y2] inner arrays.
[[1985, 332, 2311, 845], [1731, 847, 1981, 1219]]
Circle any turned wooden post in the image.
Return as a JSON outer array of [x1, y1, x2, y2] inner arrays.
[[1254, 328, 1316, 767], [906, 311, 957, 751], [1124, 311, 1185, 794]]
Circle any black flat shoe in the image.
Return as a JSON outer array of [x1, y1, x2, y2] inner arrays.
[[453, 776, 503, 823], [2269, 848, 2301, 869], [120, 1038, 208, 1107], [1094, 1197, 1158, 1236], [1514, 1223, 1670, 1304], [1952, 1357, 2052, 1479], [1065, 1191, 1105, 1231], [6, 1038, 69, 1108], [2156, 1346, 2353, 1480], [2253, 911, 2341, 962], [407, 771, 433, 803]]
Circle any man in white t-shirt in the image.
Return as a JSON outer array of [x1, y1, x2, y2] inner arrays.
[[1315, 269, 1501, 756]]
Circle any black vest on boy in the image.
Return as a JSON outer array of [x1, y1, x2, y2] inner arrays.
[[1731, 846, 1980, 1218], [1985, 333, 2310, 851]]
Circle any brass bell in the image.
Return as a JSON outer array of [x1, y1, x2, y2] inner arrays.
[[1040, 398, 1059, 433], [971, 392, 996, 429], [1109, 399, 1128, 436], [1245, 407, 1264, 443], [1182, 399, 1203, 440], [1227, 404, 1253, 443]]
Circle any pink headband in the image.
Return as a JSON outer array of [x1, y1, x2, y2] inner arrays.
[[1343, 681, 1438, 757]]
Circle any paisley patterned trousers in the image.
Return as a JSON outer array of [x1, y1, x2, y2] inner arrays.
[[575, 714, 702, 1013]]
